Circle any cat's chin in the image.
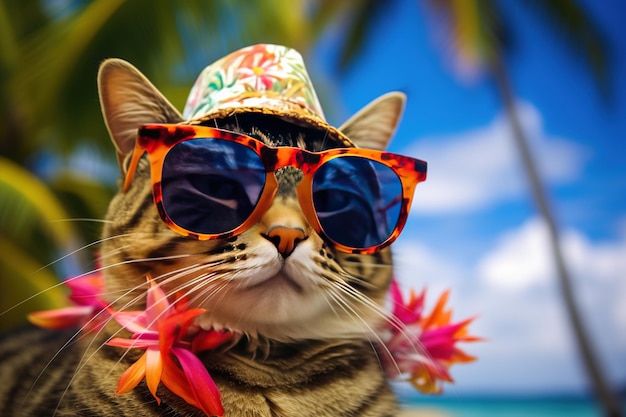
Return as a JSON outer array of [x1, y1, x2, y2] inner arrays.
[[241, 271, 307, 294], [193, 311, 373, 344], [192, 278, 382, 343], [192, 279, 347, 342], [193, 275, 323, 328], [190, 242, 379, 342]]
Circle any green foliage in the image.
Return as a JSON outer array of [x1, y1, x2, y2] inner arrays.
[[0, 158, 78, 330]]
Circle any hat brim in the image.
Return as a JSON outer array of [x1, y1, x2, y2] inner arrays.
[[185, 106, 356, 148]]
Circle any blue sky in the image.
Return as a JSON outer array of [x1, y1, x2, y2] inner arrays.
[[311, 0, 626, 396]]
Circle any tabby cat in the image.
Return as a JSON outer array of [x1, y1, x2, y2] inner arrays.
[[0, 45, 427, 416]]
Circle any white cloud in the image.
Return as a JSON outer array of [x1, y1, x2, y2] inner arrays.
[[478, 217, 626, 293], [477, 217, 553, 290], [393, 217, 626, 392], [393, 241, 463, 290], [404, 102, 589, 214]]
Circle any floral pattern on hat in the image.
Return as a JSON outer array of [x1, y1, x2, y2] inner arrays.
[[183, 44, 326, 121]]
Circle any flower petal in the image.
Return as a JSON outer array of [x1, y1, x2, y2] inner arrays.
[[192, 329, 233, 353], [27, 306, 94, 330], [110, 311, 149, 334], [66, 272, 106, 308], [107, 337, 158, 350], [158, 309, 206, 353], [145, 347, 163, 404], [161, 356, 207, 412], [409, 366, 443, 394], [116, 352, 147, 395], [384, 282, 480, 395], [390, 280, 424, 324], [173, 347, 224, 416], [421, 290, 451, 330], [146, 278, 172, 325]]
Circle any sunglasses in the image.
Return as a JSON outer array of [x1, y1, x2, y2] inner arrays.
[[124, 124, 427, 254]]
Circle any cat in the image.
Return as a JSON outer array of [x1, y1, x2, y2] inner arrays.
[[0, 45, 427, 416]]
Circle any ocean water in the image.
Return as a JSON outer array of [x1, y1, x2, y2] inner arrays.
[[401, 396, 626, 417]]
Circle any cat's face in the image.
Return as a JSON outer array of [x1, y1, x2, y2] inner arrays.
[[97, 59, 407, 343]]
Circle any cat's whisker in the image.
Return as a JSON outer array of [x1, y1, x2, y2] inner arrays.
[[168, 268, 240, 323], [26, 284, 133, 413], [21, 328, 94, 410], [0, 237, 134, 318], [1, 272, 104, 320], [327, 278, 401, 335], [47, 262, 221, 410], [323, 286, 393, 363], [329, 278, 436, 380], [45, 289, 159, 412], [325, 282, 404, 376], [324, 281, 383, 338], [0, 279, 70, 318], [184, 273, 230, 305], [91, 270, 235, 385], [341, 272, 379, 291], [338, 259, 392, 268], [33, 233, 135, 275], [101, 252, 195, 272], [331, 279, 413, 345], [107, 262, 214, 311], [49, 218, 114, 224], [315, 255, 385, 292], [162, 271, 223, 305], [319, 286, 343, 320], [324, 286, 383, 338], [318, 128, 330, 152], [49, 288, 159, 410]]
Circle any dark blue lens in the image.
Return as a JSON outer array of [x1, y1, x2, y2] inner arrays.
[[161, 138, 266, 234], [312, 157, 402, 248]]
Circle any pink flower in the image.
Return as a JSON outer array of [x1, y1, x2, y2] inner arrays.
[[28, 272, 110, 332], [107, 278, 232, 417], [235, 51, 284, 91], [385, 280, 480, 394]]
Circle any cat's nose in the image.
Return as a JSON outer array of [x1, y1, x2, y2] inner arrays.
[[262, 226, 308, 258]]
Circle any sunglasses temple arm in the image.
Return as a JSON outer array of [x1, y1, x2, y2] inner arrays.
[[122, 144, 145, 192]]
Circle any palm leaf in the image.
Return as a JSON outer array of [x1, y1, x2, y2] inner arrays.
[[423, 0, 501, 80], [0, 0, 18, 68], [0, 157, 79, 251], [0, 237, 69, 331], [521, 0, 610, 97], [0, 158, 85, 330]]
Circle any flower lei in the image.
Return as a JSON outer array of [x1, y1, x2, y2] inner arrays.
[[28, 273, 479, 416]]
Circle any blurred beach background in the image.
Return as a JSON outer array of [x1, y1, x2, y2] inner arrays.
[[1, 0, 625, 416]]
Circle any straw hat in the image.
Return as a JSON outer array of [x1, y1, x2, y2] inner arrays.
[[182, 44, 355, 146]]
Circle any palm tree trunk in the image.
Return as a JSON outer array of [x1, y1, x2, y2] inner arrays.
[[489, 52, 623, 417]]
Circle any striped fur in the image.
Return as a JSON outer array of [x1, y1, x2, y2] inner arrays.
[[0, 328, 398, 416], [0, 59, 411, 416]]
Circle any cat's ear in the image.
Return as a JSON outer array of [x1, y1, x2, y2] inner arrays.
[[338, 92, 406, 151], [98, 58, 183, 168]]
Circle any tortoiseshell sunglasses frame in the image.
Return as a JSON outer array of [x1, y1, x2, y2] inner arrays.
[[123, 123, 427, 254]]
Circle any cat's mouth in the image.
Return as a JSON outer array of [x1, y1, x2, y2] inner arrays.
[[190, 246, 325, 339], [192, 268, 320, 340], [241, 272, 305, 294]]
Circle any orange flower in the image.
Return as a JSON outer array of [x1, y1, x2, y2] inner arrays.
[[385, 280, 480, 394], [107, 278, 232, 416]]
